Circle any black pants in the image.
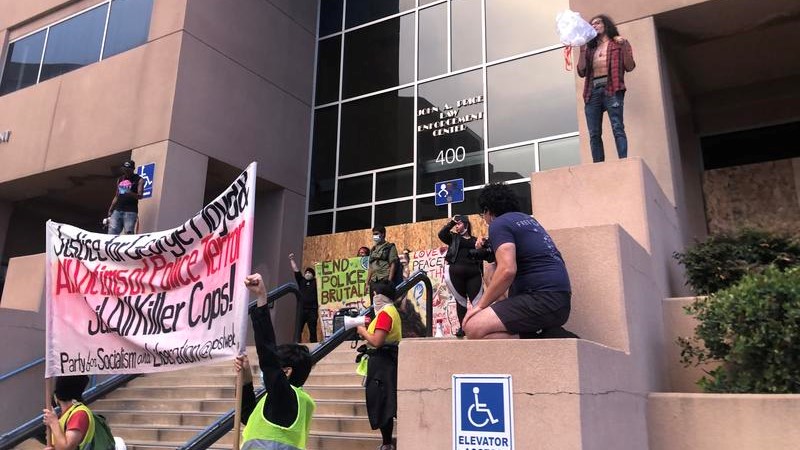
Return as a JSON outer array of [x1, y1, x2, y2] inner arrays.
[[449, 263, 481, 327], [301, 308, 318, 343]]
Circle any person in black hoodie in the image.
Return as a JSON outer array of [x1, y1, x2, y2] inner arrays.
[[289, 252, 319, 343], [438, 215, 484, 337]]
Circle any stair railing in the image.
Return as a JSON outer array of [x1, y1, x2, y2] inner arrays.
[[0, 282, 303, 450], [179, 270, 434, 450]]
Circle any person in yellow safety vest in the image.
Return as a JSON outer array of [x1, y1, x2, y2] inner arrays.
[[43, 375, 95, 450], [235, 273, 316, 450], [355, 280, 402, 450]]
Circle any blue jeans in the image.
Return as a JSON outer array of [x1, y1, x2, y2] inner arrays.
[[585, 87, 628, 163], [109, 210, 138, 235]]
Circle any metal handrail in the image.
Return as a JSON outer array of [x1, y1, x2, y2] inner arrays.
[[179, 270, 434, 450], [0, 357, 44, 383], [0, 282, 302, 450]]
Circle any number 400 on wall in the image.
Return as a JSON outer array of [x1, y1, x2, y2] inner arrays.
[[436, 146, 466, 165]]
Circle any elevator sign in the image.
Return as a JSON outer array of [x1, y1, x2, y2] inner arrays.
[[453, 374, 514, 450], [136, 162, 155, 199], [435, 178, 464, 206]]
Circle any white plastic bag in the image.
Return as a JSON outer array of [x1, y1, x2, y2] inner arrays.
[[556, 9, 596, 47]]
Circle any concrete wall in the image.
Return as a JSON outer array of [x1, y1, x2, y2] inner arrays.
[[648, 393, 800, 450], [0, 254, 46, 432], [398, 339, 645, 450], [531, 157, 688, 298]]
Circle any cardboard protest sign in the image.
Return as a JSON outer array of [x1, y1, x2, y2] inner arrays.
[[44, 163, 256, 376], [315, 256, 370, 337]]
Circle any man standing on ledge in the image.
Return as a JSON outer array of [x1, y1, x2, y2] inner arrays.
[[367, 226, 399, 297], [577, 14, 635, 163], [462, 183, 572, 339], [107, 159, 143, 234]]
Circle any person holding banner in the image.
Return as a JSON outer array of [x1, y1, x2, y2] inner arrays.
[[438, 215, 484, 337], [288, 252, 319, 343], [42, 376, 93, 450], [235, 273, 316, 450], [354, 280, 402, 450]]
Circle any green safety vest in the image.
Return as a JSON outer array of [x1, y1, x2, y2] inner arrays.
[[241, 386, 316, 450], [368, 303, 402, 345], [57, 403, 95, 450]]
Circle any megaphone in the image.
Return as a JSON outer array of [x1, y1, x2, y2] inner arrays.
[[343, 315, 370, 330]]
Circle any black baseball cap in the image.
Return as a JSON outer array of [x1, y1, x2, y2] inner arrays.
[[122, 160, 135, 169]]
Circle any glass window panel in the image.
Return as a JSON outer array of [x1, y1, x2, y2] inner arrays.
[[336, 206, 372, 232], [451, 0, 482, 70], [40, 5, 107, 82], [486, 0, 566, 61], [416, 196, 448, 222], [0, 31, 46, 95], [488, 145, 535, 182], [487, 51, 577, 147], [420, 0, 442, 5], [417, 69, 485, 194], [539, 136, 580, 171], [307, 213, 333, 236], [319, 0, 344, 37], [337, 175, 373, 207], [342, 14, 415, 99], [340, 88, 414, 174], [452, 190, 481, 217], [508, 182, 532, 215], [418, 3, 447, 80], [375, 167, 413, 201], [102, 0, 153, 59], [315, 35, 341, 105], [375, 200, 413, 227], [309, 107, 338, 211], [345, 0, 415, 29]]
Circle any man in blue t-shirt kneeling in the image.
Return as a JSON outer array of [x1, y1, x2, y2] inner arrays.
[[462, 183, 573, 339]]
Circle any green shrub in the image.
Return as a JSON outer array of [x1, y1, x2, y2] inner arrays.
[[674, 229, 800, 295], [678, 266, 800, 393]]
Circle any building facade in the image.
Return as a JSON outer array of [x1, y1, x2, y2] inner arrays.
[[1, 0, 799, 441]]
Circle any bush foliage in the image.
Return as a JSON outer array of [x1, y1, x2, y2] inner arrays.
[[674, 229, 800, 295], [679, 267, 800, 393]]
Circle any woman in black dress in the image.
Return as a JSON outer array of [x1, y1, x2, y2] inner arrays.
[[438, 215, 483, 337]]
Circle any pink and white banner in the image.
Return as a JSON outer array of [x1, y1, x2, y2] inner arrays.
[[44, 163, 256, 377]]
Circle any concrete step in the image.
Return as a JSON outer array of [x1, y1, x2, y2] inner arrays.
[[311, 415, 373, 434], [303, 385, 365, 401], [94, 410, 223, 427], [314, 399, 368, 416], [92, 398, 233, 413], [105, 385, 237, 400], [130, 374, 237, 387], [311, 361, 359, 373], [306, 432, 385, 450], [306, 372, 364, 386]]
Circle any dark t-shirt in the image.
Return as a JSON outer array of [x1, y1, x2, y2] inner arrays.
[[294, 271, 319, 310], [114, 173, 141, 213], [488, 212, 571, 294]]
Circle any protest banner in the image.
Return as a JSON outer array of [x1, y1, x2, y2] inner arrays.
[[44, 163, 256, 377], [407, 247, 461, 336], [315, 256, 370, 337], [312, 247, 463, 338]]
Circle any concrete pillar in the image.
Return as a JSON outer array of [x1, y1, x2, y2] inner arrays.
[[131, 141, 208, 233], [252, 188, 306, 344]]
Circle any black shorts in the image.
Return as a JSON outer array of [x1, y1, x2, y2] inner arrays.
[[490, 291, 571, 334]]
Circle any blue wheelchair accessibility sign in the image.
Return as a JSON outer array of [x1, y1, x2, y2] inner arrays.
[[135, 162, 155, 199], [453, 375, 514, 450], [435, 178, 464, 206]]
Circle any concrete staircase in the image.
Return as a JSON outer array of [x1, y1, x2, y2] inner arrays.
[[80, 344, 383, 450]]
